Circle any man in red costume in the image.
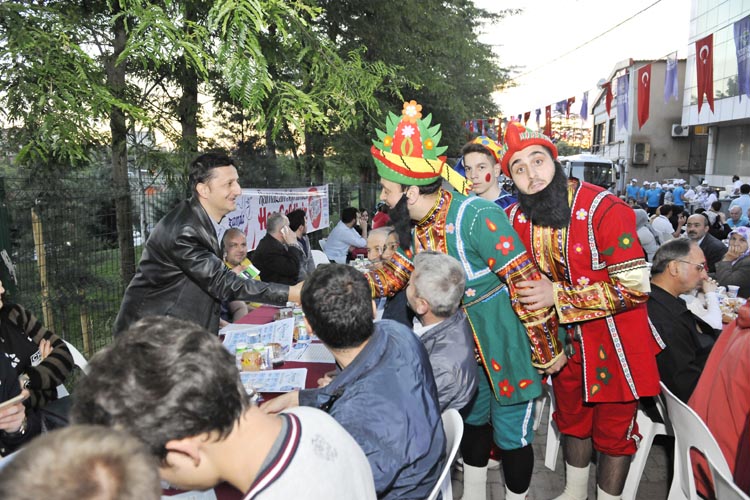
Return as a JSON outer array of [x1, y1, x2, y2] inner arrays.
[[502, 123, 664, 500]]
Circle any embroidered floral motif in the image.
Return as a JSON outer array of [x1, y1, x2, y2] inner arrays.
[[383, 135, 393, 147], [496, 236, 514, 255], [445, 223, 455, 234], [573, 243, 584, 254], [487, 257, 496, 268], [424, 138, 434, 150], [465, 288, 476, 298], [498, 379, 514, 398], [577, 276, 590, 286], [596, 366, 612, 385], [401, 125, 415, 138], [518, 379, 533, 389], [517, 213, 527, 224], [618, 232, 634, 249], [491, 359, 501, 371], [590, 383, 601, 396], [485, 218, 497, 232], [575, 208, 588, 220], [402, 100, 423, 122]]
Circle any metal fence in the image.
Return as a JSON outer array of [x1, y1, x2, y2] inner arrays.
[[0, 173, 379, 360]]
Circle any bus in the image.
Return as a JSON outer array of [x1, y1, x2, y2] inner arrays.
[[558, 154, 618, 192]]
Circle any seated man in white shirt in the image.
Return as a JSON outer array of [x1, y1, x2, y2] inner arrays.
[[324, 207, 367, 263], [406, 251, 478, 412]]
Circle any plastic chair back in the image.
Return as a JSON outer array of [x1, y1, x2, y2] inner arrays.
[[661, 381, 731, 500], [426, 408, 464, 500], [707, 455, 750, 500], [56, 340, 89, 398], [310, 249, 330, 267]]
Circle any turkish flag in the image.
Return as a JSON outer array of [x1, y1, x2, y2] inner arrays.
[[602, 81, 613, 116], [544, 105, 552, 137], [696, 34, 715, 113], [637, 64, 651, 128]]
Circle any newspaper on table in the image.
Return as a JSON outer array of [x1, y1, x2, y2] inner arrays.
[[285, 342, 336, 363], [221, 318, 295, 356], [240, 368, 307, 393]]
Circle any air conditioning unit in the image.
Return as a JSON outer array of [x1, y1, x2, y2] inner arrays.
[[633, 142, 651, 165], [671, 124, 689, 137]]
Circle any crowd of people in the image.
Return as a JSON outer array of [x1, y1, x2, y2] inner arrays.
[[0, 101, 747, 500]]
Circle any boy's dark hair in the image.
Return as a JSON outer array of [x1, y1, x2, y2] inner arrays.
[[71, 316, 248, 461], [300, 264, 374, 349], [287, 209, 306, 231], [340, 207, 359, 224], [460, 142, 497, 163]]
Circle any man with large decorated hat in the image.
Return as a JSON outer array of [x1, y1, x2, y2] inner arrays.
[[502, 121, 663, 500], [367, 101, 564, 500]]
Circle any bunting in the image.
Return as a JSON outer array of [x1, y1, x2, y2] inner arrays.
[[544, 105, 551, 137], [664, 51, 679, 103], [566, 97, 575, 119], [602, 81, 613, 116], [637, 64, 651, 128], [734, 15, 750, 101], [523, 111, 530, 125], [696, 34, 715, 113], [535, 108, 541, 127], [616, 74, 629, 130], [580, 91, 589, 121]]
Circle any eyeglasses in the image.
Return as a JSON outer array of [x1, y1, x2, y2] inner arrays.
[[367, 243, 399, 255], [676, 260, 706, 272]]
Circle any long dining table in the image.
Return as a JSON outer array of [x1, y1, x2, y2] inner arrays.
[[162, 304, 336, 500]]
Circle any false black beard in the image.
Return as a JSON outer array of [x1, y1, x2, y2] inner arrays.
[[516, 163, 571, 229], [388, 193, 413, 250]]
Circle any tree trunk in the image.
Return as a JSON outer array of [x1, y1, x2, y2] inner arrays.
[[109, 4, 135, 284], [304, 127, 325, 185]]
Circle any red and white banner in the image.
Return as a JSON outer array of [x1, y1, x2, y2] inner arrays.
[[220, 185, 330, 250], [696, 34, 715, 113], [637, 64, 651, 128]]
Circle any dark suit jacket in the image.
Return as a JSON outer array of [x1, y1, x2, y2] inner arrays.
[[252, 233, 303, 285], [699, 233, 728, 273]]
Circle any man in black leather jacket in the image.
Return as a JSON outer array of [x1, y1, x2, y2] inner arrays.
[[114, 152, 301, 335]]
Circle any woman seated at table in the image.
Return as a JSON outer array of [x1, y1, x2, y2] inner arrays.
[[0, 280, 74, 410], [715, 226, 750, 298]]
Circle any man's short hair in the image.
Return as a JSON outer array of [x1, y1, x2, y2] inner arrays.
[[222, 227, 246, 245], [71, 316, 248, 461], [287, 209, 306, 231], [651, 238, 694, 276], [266, 212, 287, 234], [741, 184, 750, 194], [711, 200, 723, 211], [189, 152, 235, 195], [0, 425, 161, 500], [300, 264, 374, 349], [412, 251, 466, 317], [340, 207, 359, 224]]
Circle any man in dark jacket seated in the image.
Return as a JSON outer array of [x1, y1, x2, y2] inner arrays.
[[251, 212, 305, 286], [262, 264, 446, 500], [407, 251, 478, 412], [647, 238, 718, 402], [0, 353, 41, 457]]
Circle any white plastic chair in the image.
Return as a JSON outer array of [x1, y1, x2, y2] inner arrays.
[[707, 454, 750, 500], [426, 408, 464, 500], [310, 249, 330, 267], [56, 340, 89, 398], [621, 397, 670, 500], [661, 381, 732, 500], [318, 237, 327, 252]]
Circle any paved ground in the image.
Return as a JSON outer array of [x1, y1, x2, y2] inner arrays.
[[451, 401, 672, 499]]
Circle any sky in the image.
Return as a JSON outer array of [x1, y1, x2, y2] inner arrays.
[[473, 0, 691, 120]]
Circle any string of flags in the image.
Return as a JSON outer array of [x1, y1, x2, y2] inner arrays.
[[463, 13, 750, 139]]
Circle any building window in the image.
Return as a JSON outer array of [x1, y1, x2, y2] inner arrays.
[[608, 118, 616, 144]]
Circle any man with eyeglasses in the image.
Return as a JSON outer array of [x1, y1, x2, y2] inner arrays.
[[366, 227, 413, 327], [647, 238, 719, 402], [685, 213, 727, 273]]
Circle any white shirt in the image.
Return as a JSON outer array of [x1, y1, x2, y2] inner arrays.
[[324, 221, 366, 264], [651, 215, 675, 245]]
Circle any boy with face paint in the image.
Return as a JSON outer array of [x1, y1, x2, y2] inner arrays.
[[460, 136, 517, 209]]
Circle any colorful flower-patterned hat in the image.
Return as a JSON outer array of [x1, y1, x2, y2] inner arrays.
[[499, 122, 558, 177], [371, 100, 470, 195]]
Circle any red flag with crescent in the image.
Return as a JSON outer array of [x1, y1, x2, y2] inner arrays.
[[696, 34, 715, 113], [637, 64, 651, 128], [602, 81, 613, 116]]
